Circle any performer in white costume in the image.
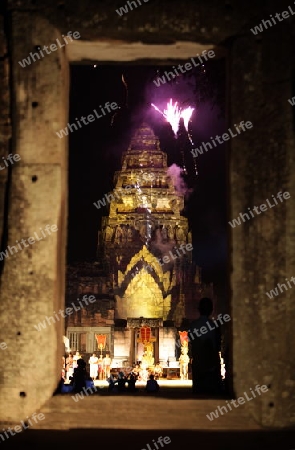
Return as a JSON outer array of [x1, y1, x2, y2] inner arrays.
[[73, 350, 81, 369], [88, 353, 99, 380]]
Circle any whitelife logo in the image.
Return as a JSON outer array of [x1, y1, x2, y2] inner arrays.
[[191, 121, 253, 158], [18, 31, 81, 67], [206, 385, 269, 421], [0, 153, 21, 170], [71, 384, 98, 402], [116, 0, 149, 16], [250, 3, 295, 35], [0, 342, 7, 351], [55, 102, 118, 139], [93, 173, 156, 210], [0, 412, 45, 443], [130, 244, 193, 280], [140, 436, 171, 450], [176, 313, 231, 348], [265, 277, 295, 299], [153, 50, 215, 87], [228, 191, 291, 228], [34, 295, 96, 331], [93, 184, 133, 209], [0, 224, 58, 261]]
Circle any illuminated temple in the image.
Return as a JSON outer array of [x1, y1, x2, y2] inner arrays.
[[66, 124, 215, 368]]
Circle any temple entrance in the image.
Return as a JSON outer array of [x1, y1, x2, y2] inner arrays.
[[135, 335, 155, 365], [128, 318, 160, 366], [65, 66, 229, 394]]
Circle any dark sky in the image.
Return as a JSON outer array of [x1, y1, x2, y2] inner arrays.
[[67, 60, 228, 303]]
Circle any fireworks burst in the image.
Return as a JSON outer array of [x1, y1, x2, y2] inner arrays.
[[180, 106, 194, 133], [151, 99, 194, 136], [151, 99, 198, 175]]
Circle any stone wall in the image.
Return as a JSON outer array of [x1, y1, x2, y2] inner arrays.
[[113, 328, 131, 363], [0, 9, 69, 422], [159, 327, 177, 362], [230, 19, 295, 426]]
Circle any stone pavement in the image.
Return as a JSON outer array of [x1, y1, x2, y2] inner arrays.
[[1, 388, 295, 449]]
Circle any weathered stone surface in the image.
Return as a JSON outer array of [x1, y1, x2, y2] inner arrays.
[[0, 15, 11, 256], [0, 11, 68, 421], [230, 22, 295, 426], [6, 0, 264, 44]]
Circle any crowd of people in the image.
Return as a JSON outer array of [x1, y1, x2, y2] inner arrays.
[[60, 298, 227, 396], [107, 370, 159, 393], [121, 362, 163, 382], [63, 350, 164, 383], [59, 355, 160, 394], [63, 351, 112, 382]]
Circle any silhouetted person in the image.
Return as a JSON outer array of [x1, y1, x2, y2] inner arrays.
[[117, 371, 126, 392], [107, 374, 118, 392], [127, 372, 137, 392], [70, 358, 87, 393], [145, 374, 159, 393], [188, 297, 222, 395]]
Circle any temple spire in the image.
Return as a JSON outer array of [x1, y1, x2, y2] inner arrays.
[[101, 122, 191, 325]]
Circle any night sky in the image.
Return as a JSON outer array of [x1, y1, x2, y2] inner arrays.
[[67, 59, 228, 305]]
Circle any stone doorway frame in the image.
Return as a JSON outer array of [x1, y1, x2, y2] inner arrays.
[[2, 15, 227, 422], [1, 8, 294, 429]]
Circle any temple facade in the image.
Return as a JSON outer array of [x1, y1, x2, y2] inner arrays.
[[65, 124, 215, 369]]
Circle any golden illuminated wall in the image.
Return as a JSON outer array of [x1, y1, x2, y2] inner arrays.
[[115, 246, 173, 319]]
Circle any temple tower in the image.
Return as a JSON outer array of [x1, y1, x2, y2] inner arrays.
[[100, 123, 197, 366], [66, 123, 213, 368]]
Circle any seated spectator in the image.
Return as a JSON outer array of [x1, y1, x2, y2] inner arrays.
[[107, 375, 118, 393], [133, 364, 140, 378], [127, 372, 137, 392], [60, 379, 73, 394], [54, 377, 73, 395], [154, 363, 163, 380], [145, 374, 159, 393], [117, 371, 127, 392]]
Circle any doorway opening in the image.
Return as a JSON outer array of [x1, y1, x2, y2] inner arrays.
[[64, 57, 230, 397]]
